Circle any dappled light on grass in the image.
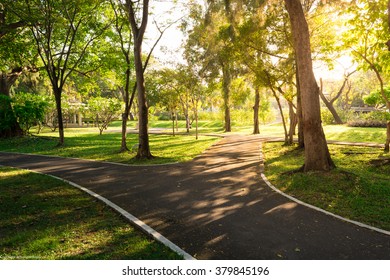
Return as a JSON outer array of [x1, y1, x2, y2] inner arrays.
[[0, 131, 219, 165], [323, 125, 387, 144], [263, 142, 390, 231], [0, 167, 181, 260]]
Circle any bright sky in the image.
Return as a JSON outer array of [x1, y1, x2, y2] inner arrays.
[[145, 0, 354, 81], [145, 0, 189, 65], [314, 55, 355, 81]]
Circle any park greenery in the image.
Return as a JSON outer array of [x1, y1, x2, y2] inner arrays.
[[263, 142, 390, 231], [1, 0, 390, 158], [0, 167, 181, 259], [1, 0, 390, 259]]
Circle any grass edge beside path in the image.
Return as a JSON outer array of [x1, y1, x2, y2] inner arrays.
[[0, 167, 182, 260], [0, 133, 220, 165], [262, 142, 390, 232]]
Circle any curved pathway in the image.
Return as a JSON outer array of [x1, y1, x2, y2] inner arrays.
[[1, 135, 389, 259]]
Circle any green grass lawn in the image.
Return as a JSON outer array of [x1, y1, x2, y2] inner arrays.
[[0, 121, 386, 165], [0, 167, 181, 260], [323, 125, 387, 144], [263, 142, 390, 231], [143, 120, 387, 144], [0, 128, 219, 165]]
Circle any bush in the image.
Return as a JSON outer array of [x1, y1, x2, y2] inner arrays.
[[157, 111, 173, 121], [347, 111, 390, 128], [197, 110, 222, 122], [198, 107, 275, 125], [321, 108, 355, 125], [321, 108, 335, 125], [12, 93, 49, 134], [84, 97, 122, 135]]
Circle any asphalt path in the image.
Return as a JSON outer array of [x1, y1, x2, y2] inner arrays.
[[1, 134, 389, 259]]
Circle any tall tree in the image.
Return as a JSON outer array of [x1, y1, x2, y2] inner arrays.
[[207, 0, 237, 132], [284, 0, 335, 171], [185, 0, 245, 132], [345, 0, 390, 152], [26, 0, 108, 146], [110, 0, 134, 152], [0, 2, 31, 137], [126, 0, 152, 159]]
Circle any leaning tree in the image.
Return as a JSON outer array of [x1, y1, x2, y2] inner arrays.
[[284, 0, 335, 171]]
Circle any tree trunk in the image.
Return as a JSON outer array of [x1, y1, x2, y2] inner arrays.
[[120, 110, 130, 152], [253, 87, 260, 135], [120, 68, 132, 152], [195, 100, 199, 140], [175, 111, 178, 132], [288, 101, 297, 145], [0, 71, 23, 138], [319, 91, 343, 124], [185, 112, 190, 133], [222, 65, 232, 132], [387, 0, 390, 152], [296, 63, 304, 148], [385, 121, 390, 153], [319, 78, 343, 124], [271, 88, 288, 145], [285, 0, 335, 171], [127, 0, 152, 159], [134, 42, 152, 159], [171, 111, 175, 136], [53, 87, 65, 146]]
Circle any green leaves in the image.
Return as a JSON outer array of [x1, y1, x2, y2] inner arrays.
[[11, 92, 49, 134], [343, 0, 390, 73], [85, 96, 122, 135], [365, 86, 390, 107]]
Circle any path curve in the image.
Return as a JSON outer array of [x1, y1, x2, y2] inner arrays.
[[1, 135, 389, 259]]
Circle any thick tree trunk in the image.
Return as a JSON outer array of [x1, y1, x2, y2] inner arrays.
[[285, 0, 335, 171], [127, 0, 152, 159], [253, 87, 260, 135], [134, 43, 152, 159], [222, 65, 232, 132], [385, 0, 390, 152], [0, 71, 24, 138]]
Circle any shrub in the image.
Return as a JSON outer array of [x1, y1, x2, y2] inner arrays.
[[84, 97, 122, 135], [321, 108, 355, 125], [321, 108, 334, 125], [12, 93, 49, 134], [347, 111, 389, 128]]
